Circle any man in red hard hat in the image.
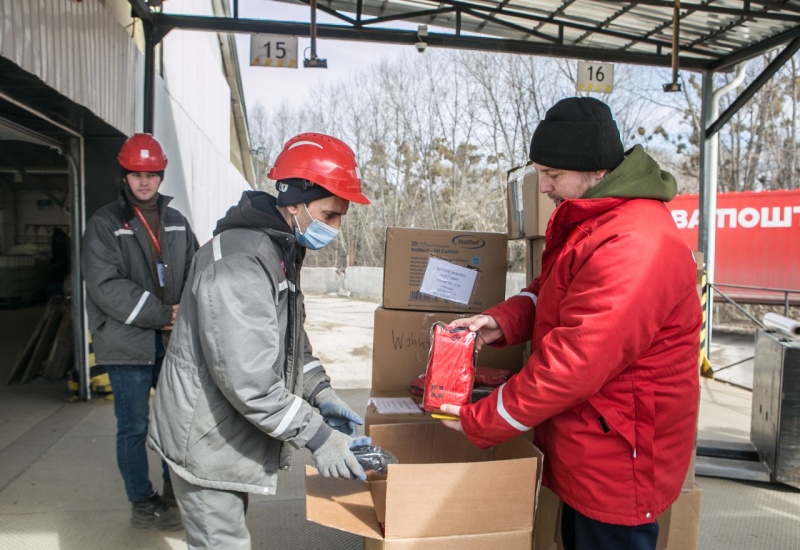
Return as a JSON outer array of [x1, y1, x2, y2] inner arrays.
[[150, 133, 371, 548], [82, 133, 198, 531]]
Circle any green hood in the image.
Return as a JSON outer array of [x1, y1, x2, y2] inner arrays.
[[581, 144, 676, 202]]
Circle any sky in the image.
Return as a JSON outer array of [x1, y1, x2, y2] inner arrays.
[[232, 1, 417, 111]]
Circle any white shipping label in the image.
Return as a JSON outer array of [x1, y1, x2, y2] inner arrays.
[[419, 256, 478, 305]]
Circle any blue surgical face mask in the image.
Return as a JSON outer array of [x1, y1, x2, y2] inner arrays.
[[294, 204, 339, 250]]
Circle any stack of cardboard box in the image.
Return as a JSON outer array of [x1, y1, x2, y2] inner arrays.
[[366, 226, 525, 429], [506, 163, 555, 285], [306, 226, 543, 548]]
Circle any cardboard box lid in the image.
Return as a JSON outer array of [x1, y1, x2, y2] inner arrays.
[[306, 422, 542, 541]]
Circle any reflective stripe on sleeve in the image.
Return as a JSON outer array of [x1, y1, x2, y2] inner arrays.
[[267, 395, 303, 438], [212, 234, 222, 261], [519, 291, 538, 307], [114, 229, 134, 236], [303, 360, 322, 373], [125, 291, 150, 325], [164, 225, 186, 232], [496, 384, 532, 432]]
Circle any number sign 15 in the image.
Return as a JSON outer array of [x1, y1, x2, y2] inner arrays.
[[577, 61, 614, 94], [250, 34, 298, 69]]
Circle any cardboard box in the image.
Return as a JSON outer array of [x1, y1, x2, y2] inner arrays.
[[533, 484, 702, 550], [368, 307, 526, 430], [532, 487, 562, 550], [382, 227, 508, 313], [306, 422, 543, 549], [683, 449, 696, 490], [525, 238, 545, 286], [692, 251, 705, 285], [507, 164, 555, 240], [656, 484, 702, 550]]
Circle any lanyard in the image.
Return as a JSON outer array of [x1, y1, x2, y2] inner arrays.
[[132, 206, 161, 256]]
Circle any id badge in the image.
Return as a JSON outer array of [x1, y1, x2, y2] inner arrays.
[[156, 260, 166, 287]]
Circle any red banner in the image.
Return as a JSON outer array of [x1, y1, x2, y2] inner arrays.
[[666, 190, 800, 300]]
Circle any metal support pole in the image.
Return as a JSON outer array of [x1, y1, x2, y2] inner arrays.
[[64, 138, 88, 400], [698, 63, 747, 363], [310, 0, 318, 61], [698, 71, 715, 361], [143, 21, 156, 134]]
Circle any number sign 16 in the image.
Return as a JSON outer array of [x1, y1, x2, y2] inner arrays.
[[577, 61, 614, 94]]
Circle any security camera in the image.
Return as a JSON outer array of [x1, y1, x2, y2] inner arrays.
[[415, 41, 427, 53]]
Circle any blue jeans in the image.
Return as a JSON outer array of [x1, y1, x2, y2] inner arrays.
[[561, 502, 659, 550], [106, 342, 169, 503]]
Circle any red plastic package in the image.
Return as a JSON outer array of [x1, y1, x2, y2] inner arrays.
[[422, 322, 477, 413], [409, 374, 426, 397], [474, 366, 511, 387]]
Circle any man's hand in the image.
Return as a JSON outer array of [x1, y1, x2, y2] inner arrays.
[[438, 404, 464, 433], [449, 314, 503, 351], [162, 304, 179, 331], [311, 432, 371, 480], [315, 387, 364, 437]]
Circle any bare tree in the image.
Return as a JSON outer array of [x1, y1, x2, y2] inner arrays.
[[249, 47, 800, 269]]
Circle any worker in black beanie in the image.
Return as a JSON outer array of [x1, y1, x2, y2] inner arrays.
[[440, 97, 701, 550], [529, 96, 624, 171]]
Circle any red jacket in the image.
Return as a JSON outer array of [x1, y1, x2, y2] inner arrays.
[[460, 194, 701, 526]]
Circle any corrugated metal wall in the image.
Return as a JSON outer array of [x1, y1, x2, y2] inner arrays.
[[0, 0, 250, 241], [0, 0, 139, 135], [157, 0, 250, 241]]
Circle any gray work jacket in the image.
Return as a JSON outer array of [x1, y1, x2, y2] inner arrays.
[[148, 209, 330, 495], [81, 192, 197, 364]]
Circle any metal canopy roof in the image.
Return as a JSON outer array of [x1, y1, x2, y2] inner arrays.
[[267, 0, 800, 72], [139, 1, 800, 73]]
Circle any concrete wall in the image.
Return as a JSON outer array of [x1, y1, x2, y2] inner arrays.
[[302, 266, 526, 302], [302, 267, 798, 335]]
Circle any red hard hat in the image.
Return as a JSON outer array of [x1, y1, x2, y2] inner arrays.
[[118, 133, 168, 172], [267, 133, 370, 204]]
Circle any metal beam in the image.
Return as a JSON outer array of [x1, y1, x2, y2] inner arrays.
[[709, 25, 800, 72], [152, 14, 712, 70], [128, 0, 154, 25], [706, 36, 800, 139], [143, 21, 156, 134]]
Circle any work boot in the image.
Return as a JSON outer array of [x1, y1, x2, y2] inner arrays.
[[162, 479, 177, 508], [130, 492, 183, 531]]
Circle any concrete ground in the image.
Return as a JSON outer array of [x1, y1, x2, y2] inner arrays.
[[1, 294, 799, 549]]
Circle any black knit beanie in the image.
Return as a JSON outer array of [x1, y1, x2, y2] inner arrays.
[[276, 178, 334, 206], [529, 97, 624, 171], [121, 167, 165, 181]]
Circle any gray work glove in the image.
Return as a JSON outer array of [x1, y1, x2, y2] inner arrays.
[[315, 387, 364, 437], [311, 431, 371, 481]]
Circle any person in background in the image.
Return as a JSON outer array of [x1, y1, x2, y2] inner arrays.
[[81, 133, 198, 531], [440, 97, 702, 550], [149, 133, 371, 549]]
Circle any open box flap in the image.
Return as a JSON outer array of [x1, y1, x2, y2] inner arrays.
[[305, 465, 383, 540]]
